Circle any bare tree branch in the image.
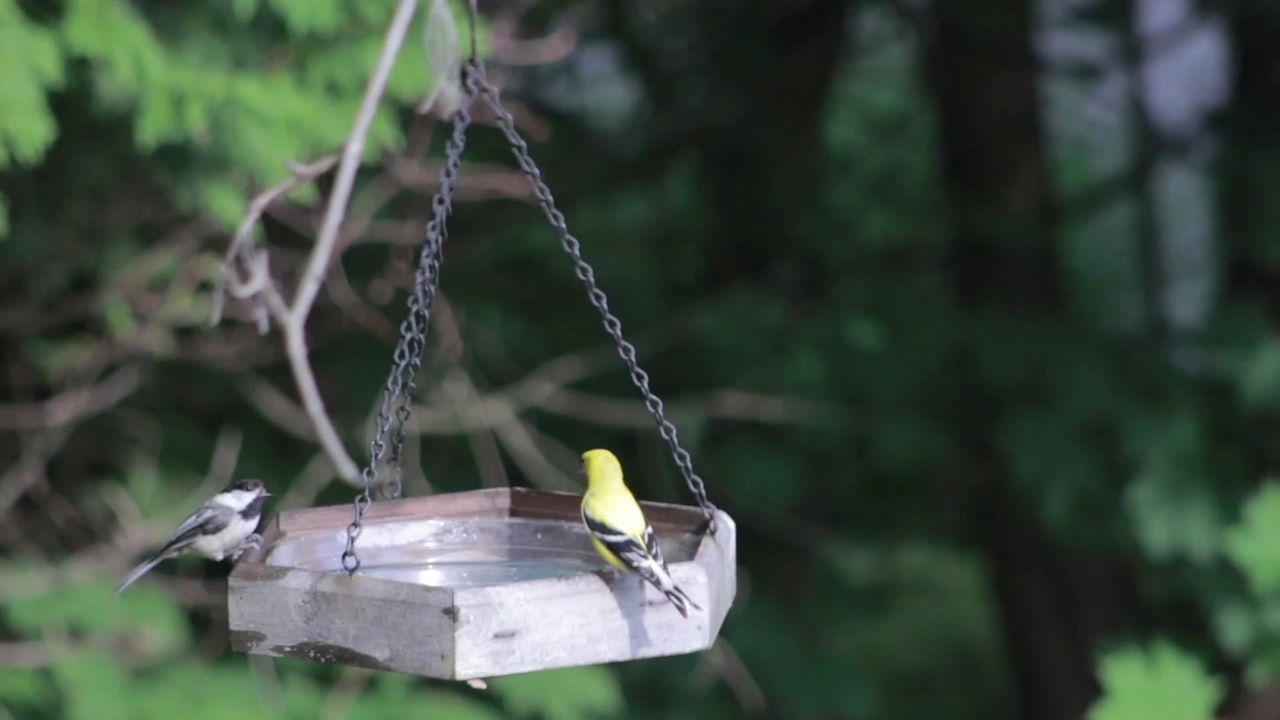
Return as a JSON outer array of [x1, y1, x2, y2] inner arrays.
[[489, 15, 578, 66], [212, 0, 420, 486], [278, 452, 339, 511], [318, 667, 373, 720], [440, 369, 510, 488], [0, 430, 72, 526], [0, 365, 142, 430], [698, 640, 768, 718], [204, 425, 244, 490], [293, 0, 417, 320], [536, 387, 829, 427], [236, 374, 318, 442], [407, 382, 828, 435], [211, 154, 338, 330]]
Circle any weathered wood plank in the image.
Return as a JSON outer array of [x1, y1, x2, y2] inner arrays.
[[696, 511, 737, 640], [229, 566, 457, 676], [507, 487, 704, 530], [451, 558, 714, 678], [277, 487, 511, 533]]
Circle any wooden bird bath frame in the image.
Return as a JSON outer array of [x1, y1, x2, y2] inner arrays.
[[228, 487, 735, 679]]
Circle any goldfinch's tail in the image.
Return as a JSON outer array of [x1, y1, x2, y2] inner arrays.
[[663, 584, 701, 618]]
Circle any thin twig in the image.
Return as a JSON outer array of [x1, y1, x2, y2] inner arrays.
[[275, 0, 419, 485], [0, 640, 66, 668], [205, 425, 244, 490], [441, 369, 510, 488], [699, 640, 767, 718], [535, 387, 829, 428], [278, 452, 338, 511], [0, 430, 71, 520], [317, 667, 373, 720], [236, 374, 318, 441], [407, 384, 827, 435], [292, 0, 417, 320], [211, 0, 420, 487], [211, 154, 338, 329], [249, 655, 285, 719], [0, 365, 142, 430], [282, 323, 360, 482], [492, 419, 577, 491]]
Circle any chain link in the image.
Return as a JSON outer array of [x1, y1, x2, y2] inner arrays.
[[383, 94, 472, 501], [342, 55, 719, 575], [341, 72, 476, 575], [470, 63, 718, 532]]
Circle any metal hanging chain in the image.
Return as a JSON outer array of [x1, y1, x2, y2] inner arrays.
[[341, 74, 476, 575], [470, 62, 718, 532], [382, 94, 474, 502]]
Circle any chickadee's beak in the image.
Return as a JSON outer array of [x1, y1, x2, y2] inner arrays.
[[262, 490, 273, 497]]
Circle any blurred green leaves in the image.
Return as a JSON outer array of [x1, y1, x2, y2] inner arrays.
[[0, 0, 63, 167], [1226, 482, 1280, 597], [0, 567, 625, 719], [0, 0, 65, 240], [1088, 642, 1223, 720], [7, 0, 439, 230], [489, 666, 624, 720], [1237, 340, 1280, 411], [5, 577, 189, 656]]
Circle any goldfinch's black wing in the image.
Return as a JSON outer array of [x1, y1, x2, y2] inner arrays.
[[641, 525, 671, 571], [583, 512, 653, 569], [583, 511, 699, 618]]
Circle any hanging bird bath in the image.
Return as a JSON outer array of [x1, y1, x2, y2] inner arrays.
[[225, 45, 736, 677], [228, 488, 735, 679]]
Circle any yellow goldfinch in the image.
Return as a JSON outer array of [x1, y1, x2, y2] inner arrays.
[[580, 448, 700, 618]]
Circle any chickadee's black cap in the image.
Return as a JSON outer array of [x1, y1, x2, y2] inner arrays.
[[228, 477, 268, 493]]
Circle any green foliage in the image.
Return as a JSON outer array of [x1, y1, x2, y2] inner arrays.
[[2, 0, 449, 230], [1226, 482, 1280, 596], [0, 0, 63, 167], [1087, 642, 1223, 720], [821, 542, 1011, 720], [0, 0, 65, 236], [489, 666, 625, 720], [0, 567, 622, 719], [6, 578, 190, 656], [1237, 339, 1280, 411], [348, 676, 504, 720]]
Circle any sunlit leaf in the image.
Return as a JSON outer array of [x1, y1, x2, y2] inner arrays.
[[1225, 483, 1280, 596], [1088, 642, 1222, 720]]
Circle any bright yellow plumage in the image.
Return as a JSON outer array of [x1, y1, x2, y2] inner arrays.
[[579, 448, 700, 617], [582, 449, 644, 567]]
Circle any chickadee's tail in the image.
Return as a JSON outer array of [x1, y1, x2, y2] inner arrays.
[[115, 554, 165, 596], [663, 584, 701, 618]]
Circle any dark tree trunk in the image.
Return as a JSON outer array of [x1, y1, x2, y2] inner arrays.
[[692, 0, 853, 294], [924, 2, 1137, 719], [1220, 3, 1280, 712], [1220, 1, 1280, 312]]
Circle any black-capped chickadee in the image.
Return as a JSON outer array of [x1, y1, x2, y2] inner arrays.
[[115, 478, 271, 595]]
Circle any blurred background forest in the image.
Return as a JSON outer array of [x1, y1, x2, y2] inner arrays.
[[3, 0, 1280, 718]]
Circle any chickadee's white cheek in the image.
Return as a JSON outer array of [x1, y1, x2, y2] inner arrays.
[[218, 489, 257, 510]]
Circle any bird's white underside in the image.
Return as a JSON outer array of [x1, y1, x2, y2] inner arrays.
[[192, 512, 259, 561]]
